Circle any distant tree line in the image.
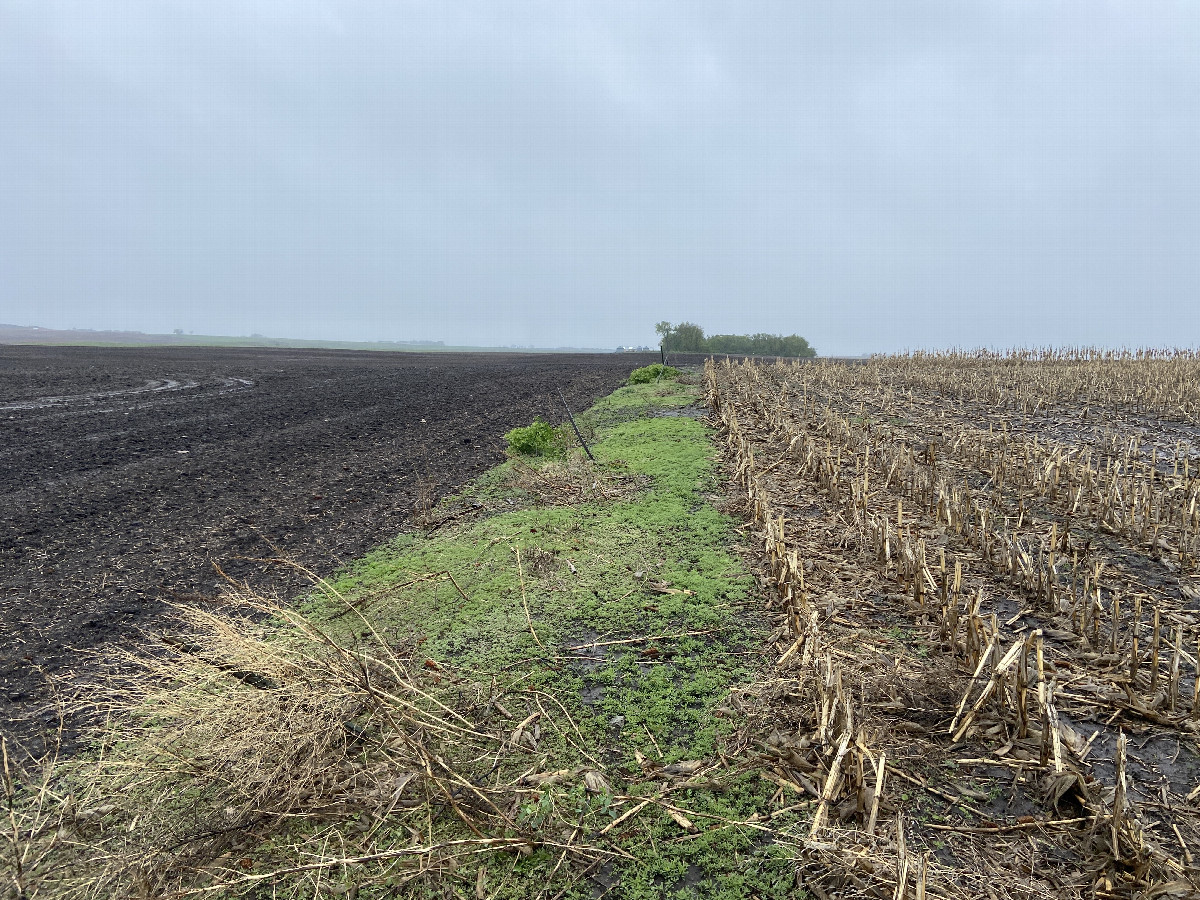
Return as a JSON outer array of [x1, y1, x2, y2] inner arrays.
[[654, 321, 816, 358]]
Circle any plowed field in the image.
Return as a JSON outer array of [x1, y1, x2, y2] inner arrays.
[[0, 346, 653, 750]]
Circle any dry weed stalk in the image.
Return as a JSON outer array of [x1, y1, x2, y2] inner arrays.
[[412, 473, 439, 526]]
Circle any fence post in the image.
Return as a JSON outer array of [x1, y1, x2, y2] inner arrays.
[[558, 389, 596, 462]]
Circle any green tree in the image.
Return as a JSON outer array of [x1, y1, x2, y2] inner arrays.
[[671, 321, 706, 352], [656, 322, 816, 357]]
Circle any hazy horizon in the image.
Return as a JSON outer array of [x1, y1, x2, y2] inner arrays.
[[0, 320, 619, 350], [3, 2, 1199, 356]]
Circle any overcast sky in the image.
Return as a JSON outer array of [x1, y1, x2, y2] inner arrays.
[[2, 2, 1198, 354]]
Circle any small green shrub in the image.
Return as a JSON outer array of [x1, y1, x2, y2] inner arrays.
[[504, 418, 568, 458], [628, 364, 681, 384]]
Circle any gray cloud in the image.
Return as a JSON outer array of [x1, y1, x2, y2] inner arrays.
[[2, 1, 1198, 353]]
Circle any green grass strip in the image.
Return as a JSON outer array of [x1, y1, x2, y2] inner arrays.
[[291, 379, 800, 899]]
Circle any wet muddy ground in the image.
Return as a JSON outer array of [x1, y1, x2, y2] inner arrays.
[[0, 345, 655, 752]]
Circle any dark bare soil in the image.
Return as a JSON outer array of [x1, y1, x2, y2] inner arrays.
[[0, 346, 655, 752]]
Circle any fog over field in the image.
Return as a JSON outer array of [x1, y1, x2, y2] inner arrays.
[[2, 2, 1199, 355]]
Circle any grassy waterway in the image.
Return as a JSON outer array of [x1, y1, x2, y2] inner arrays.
[[292, 376, 796, 898]]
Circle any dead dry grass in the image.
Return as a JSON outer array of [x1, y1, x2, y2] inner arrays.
[[491, 454, 651, 509], [1, 574, 619, 899]]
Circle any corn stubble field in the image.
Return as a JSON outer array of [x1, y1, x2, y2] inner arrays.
[[710, 350, 1200, 898], [4, 352, 1200, 900]]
